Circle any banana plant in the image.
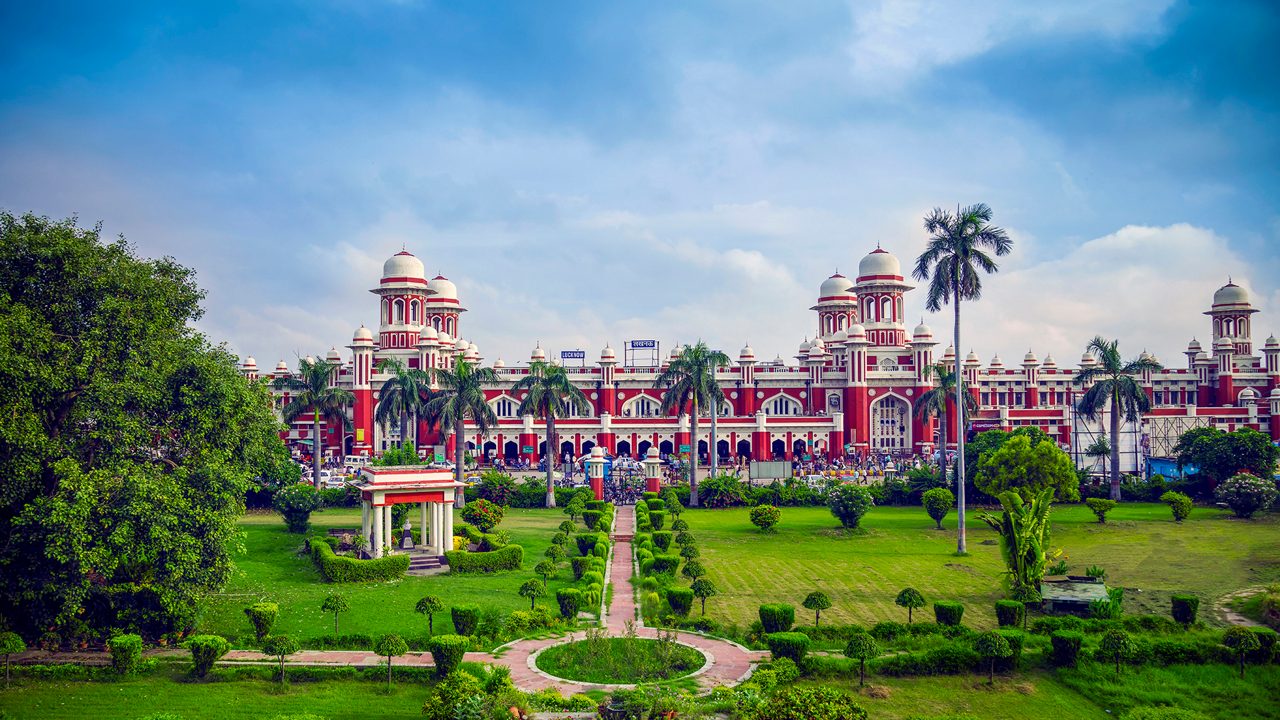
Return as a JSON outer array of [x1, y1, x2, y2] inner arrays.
[[978, 488, 1057, 602]]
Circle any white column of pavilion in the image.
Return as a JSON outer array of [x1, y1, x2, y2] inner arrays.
[[357, 465, 463, 559]]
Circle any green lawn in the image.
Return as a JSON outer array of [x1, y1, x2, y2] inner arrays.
[[688, 503, 1280, 631], [197, 507, 574, 645]]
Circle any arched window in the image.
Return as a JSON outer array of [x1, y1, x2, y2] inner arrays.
[[446, 317, 455, 335], [622, 395, 660, 417], [837, 315, 846, 331], [432, 316, 442, 331], [491, 397, 518, 418], [410, 299, 419, 324], [393, 299, 404, 324], [1224, 318, 1233, 336], [880, 296, 892, 322], [382, 299, 389, 324], [864, 297, 875, 322], [761, 394, 803, 416], [896, 297, 903, 321]]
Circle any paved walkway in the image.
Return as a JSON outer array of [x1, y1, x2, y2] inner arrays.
[[14, 504, 765, 695]]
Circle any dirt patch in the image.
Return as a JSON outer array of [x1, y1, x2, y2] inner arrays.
[[979, 539, 997, 546], [862, 685, 892, 699], [1014, 682, 1036, 695], [945, 563, 981, 576]]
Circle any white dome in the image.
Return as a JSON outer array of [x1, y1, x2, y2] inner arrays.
[[531, 344, 546, 361], [1195, 350, 1209, 361], [417, 334, 433, 347], [1042, 354, 1057, 368], [848, 323, 867, 339], [467, 343, 480, 357], [1239, 387, 1259, 402], [421, 325, 438, 340], [303, 355, 315, 365], [275, 360, 289, 372], [326, 347, 341, 361], [989, 354, 1004, 368], [454, 338, 469, 351], [242, 356, 257, 367], [493, 358, 506, 369], [1214, 336, 1234, 349], [1271, 387, 1280, 399], [912, 321, 933, 339], [437, 331, 453, 346], [831, 329, 849, 343], [1212, 281, 1250, 307], [1265, 335, 1279, 349], [965, 350, 980, 364], [807, 344, 826, 358], [601, 344, 616, 360], [1187, 338, 1202, 351], [798, 339, 812, 354], [818, 273, 855, 299], [1023, 350, 1038, 364], [382, 251, 426, 282], [857, 248, 902, 279], [464, 346, 479, 361], [942, 345, 956, 359], [353, 325, 374, 341], [739, 344, 755, 359], [426, 275, 458, 302]]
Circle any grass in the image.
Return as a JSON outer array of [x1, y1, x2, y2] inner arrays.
[[534, 635, 705, 684], [197, 507, 578, 646], [687, 502, 1280, 631]]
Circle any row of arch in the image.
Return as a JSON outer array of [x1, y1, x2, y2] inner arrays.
[[862, 294, 904, 324], [485, 392, 808, 419], [381, 296, 457, 335], [1215, 316, 1250, 339], [470, 437, 824, 461]]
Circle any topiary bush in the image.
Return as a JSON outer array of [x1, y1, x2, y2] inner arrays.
[[312, 542, 409, 582], [244, 602, 279, 641], [273, 483, 322, 533], [674, 531, 695, 547], [443, 544, 523, 573], [755, 685, 867, 720], [450, 605, 480, 636], [649, 510, 667, 530], [652, 530, 674, 551], [1171, 594, 1200, 627], [802, 591, 833, 626], [1050, 630, 1083, 667], [764, 632, 811, 663], [1160, 491, 1193, 522], [1085, 498, 1118, 523], [582, 510, 603, 530], [934, 601, 964, 627], [650, 554, 681, 576], [828, 484, 874, 529], [428, 635, 469, 677], [461, 499, 505, 532], [186, 634, 229, 678], [921, 487, 954, 529], [645, 498, 665, 511], [667, 587, 694, 617], [1215, 472, 1278, 519], [556, 589, 582, 619], [108, 633, 143, 675], [972, 631, 1012, 684], [1099, 628, 1134, 675], [895, 587, 926, 623], [759, 603, 796, 633], [750, 505, 781, 532], [995, 600, 1024, 628]]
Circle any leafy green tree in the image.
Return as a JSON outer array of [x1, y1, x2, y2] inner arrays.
[[1085, 498, 1117, 523], [1073, 337, 1162, 500], [513, 360, 592, 508], [273, 483, 321, 532], [803, 591, 833, 626], [0, 213, 291, 641], [273, 358, 354, 486], [421, 360, 499, 508], [978, 489, 1056, 602], [828, 484, 874, 529], [1099, 629, 1133, 675], [415, 595, 444, 637], [1215, 472, 1278, 518], [975, 435, 1080, 502], [375, 633, 408, 688], [534, 560, 557, 582], [1174, 427, 1280, 490], [914, 362, 978, 487], [321, 594, 349, 636], [0, 632, 25, 687], [691, 578, 718, 616], [374, 357, 430, 451], [563, 495, 586, 523], [912, 203, 1013, 554], [895, 588, 926, 623], [516, 578, 547, 612], [656, 342, 731, 506], [544, 544, 566, 563], [922, 487, 955, 529], [843, 632, 878, 686], [963, 427, 1055, 490], [681, 559, 706, 581], [750, 504, 781, 532], [1222, 626, 1261, 679], [262, 635, 299, 683], [973, 631, 1012, 684]]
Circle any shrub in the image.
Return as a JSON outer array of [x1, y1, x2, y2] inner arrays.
[[1085, 498, 1118, 523], [1, 631, 27, 685], [1171, 594, 1200, 627], [461, 499, 505, 532], [582, 510, 603, 530], [475, 470, 518, 505], [556, 589, 582, 619], [575, 532, 602, 556], [443, 544, 523, 573], [922, 487, 955, 529], [652, 530, 674, 551], [320, 593, 350, 636], [649, 510, 667, 530], [312, 540, 409, 582], [585, 499, 606, 511], [674, 531, 695, 546], [544, 544, 566, 563], [750, 505, 781, 532], [1215, 472, 1278, 519], [972, 631, 1011, 684], [803, 591, 833, 626], [759, 604, 796, 633], [558, 520, 576, 534], [261, 635, 299, 682], [691, 578, 718, 616], [828, 484, 874, 529], [843, 632, 879, 686], [1222, 626, 1261, 678], [1160, 491, 1193, 522], [244, 602, 279, 641], [449, 606, 480, 636], [518, 579, 547, 610], [679, 544, 700, 559], [667, 587, 695, 617], [374, 634, 409, 687], [893, 587, 926, 623], [755, 685, 867, 720], [571, 556, 593, 580], [428, 635, 470, 677], [870, 620, 907, 641], [550, 532, 568, 547], [185, 634, 228, 678], [415, 595, 444, 636], [671, 518, 689, 531], [993, 600, 1024, 628], [934, 601, 964, 627], [646, 498, 665, 511], [1050, 630, 1082, 668], [1099, 629, 1134, 675], [534, 560, 557, 582], [681, 560, 706, 581], [651, 554, 682, 576], [764, 632, 811, 663], [273, 483, 322, 533], [1248, 627, 1278, 663], [108, 633, 143, 675]]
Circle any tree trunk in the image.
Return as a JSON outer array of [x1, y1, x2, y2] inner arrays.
[[953, 299, 967, 554], [454, 417, 466, 509], [387, 657, 392, 688], [908, 606, 913, 623], [815, 610, 821, 626], [279, 657, 285, 683], [989, 657, 995, 684], [313, 414, 323, 488], [689, 400, 700, 507], [859, 658, 865, 686], [334, 613, 339, 636], [400, 408, 409, 451], [1109, 390, 1121, 501], [701, 598, 706, 616], [545, 414, 557, 508]]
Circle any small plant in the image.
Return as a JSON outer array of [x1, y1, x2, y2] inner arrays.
[[261, 635, 300, 683], [534, 559, 557, 582], [519, 578, 547, 610], [671, 518, 689, 531], [667, 587, 695, 617], [802, 591, 833, 627], [1085, 498, 1117, 523], [556, 588, 582, 620], [756, 685, 868, 720], [995, 600, 1024, 628], [544, 544, 566, 563], [679, 544, 700, 560], [375, 633, 409, 688], [558, 519, 576, 533], [273, 483, 322, 533], [1171, 594, 1200, 627], [563, 495, 586, 523], [1047, 558, 1070, 576], [108, 633, 143, 675], [1050, 630, 1083, 668], [321, 593, 350, 636], [461, 499, 505, 532], [934, 601, 964, 627], [1160, 491, 1193, 522], [1215, 472, 1278, 519], [843, 632, 879, 687], [674, 530, 695, 546], [750, 505, 781, 532], [828, 484, 874, 529], [922, 487, 955, 529], [973, 630, 1012, 684], [451, 605, 480, 636], [244, 601, 278, 641], [415, 595, 444, 636], [691, 578, 718, 616], [895, 587, 926, 623], [1085, 565, 1107, 581], [185, 634, 229, 679], [551, 531, 568, 546], [0, 632, 26, 687], [1222, 626, 1262, 679], [1099, 628, 1133, 675], [428, 635, 469, 677], [680, 559, 706, 581], [759, 603, 795, 633]]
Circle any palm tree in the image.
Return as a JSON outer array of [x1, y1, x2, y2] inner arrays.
[[1084, 434, 1110, 477], [1073, 337, 1162, 500], [913, 362, 978, 486], [421, 359, 499, 506], [513, 360, 592, 508], [273, 358, 355, 487], [656, 342, 730, 507], [912, 203, 1012, 554], [374, 358, 430, 452]]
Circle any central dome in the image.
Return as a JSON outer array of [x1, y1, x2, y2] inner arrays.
[[818, 272, 855, 300], [857, 248, 902, 280], [382, 251, 426, 282], [1212, 281, 1250, 308]]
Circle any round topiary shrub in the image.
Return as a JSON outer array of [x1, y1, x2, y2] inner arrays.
[[556, 588, 582, 619], [671, 518, 689, 532], [895, 587, 926, 623], [652, 530, 674, 551], [186, 634, 229, 678], [244, 601, 278, 641], [1223, 626, 1262, 678], [108, 633, 143, 675], [1099, 628, 1134, 675], [1214, 473, 1278, 519], [1171, 594, 1200, 627], [461, 499, 505, 532], [273, 483, 322, 533], [674, 530, 695, 546], [921, 487, 955, 529], [450, 605, 480, 636], [759, 603, 795, 633], [645, 498, 665, 511], [582, 510, 603, 530], [828, 484, 874, 529], [750, 505, 781, 532], [1160, 491, 1193, 522], [667, 587, 694, 617], [995, 600, 1025, 628], [1085, 498, 1118, 523], [933, 601, 964, 627], [764, 632, 811, 663], [1050, 630, 1083, 668], [756, 685, 867, 720], [428, 634, 470, 677]]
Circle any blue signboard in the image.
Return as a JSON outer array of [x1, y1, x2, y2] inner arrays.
[[560, 350, 586, 359], [628, 340, 657, 349]]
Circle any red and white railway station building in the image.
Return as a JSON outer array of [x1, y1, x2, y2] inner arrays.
[[241, 248, 1280, 475]]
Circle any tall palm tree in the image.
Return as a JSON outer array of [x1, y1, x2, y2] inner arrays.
[[421, 359, 499, 507], [913, 362, 978, 486], [513, 360, 592, 508], [273, 358, 355, 487], [1073, 337, 1162, 500], [375, 358, 430, 451], [656, 342, 730, 507], [912, 203, 1012, 554]]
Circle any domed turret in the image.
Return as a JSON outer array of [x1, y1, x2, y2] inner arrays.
[[1187, 338, 1202, 352], [531, 344, 546, 362], [818, 272, 855, 299], [965, 350, 981, 365], [382, 250, 426, 283], [600, 344, 616, 361], [353, 325, 374, 342], [275, 360, 289, 373], [1023, 349, 1038, 364], [437, 331, 453, 347], [1081, 352, 1096, 366], [1212, 280, 1250, 308], [493, 358, 505, 369], [426, 275, 460, 304], [912, 321, 933, 341], [454, 338, 469, 352], [942, 345, 956, 361], [242, 356, 257, 369], [326, 347, 341, 362], [847, 324, 867, 340], [989, 354, 1004, 369], [1042, 354, 1057, 369], [807, 344, 826, 360], [464, 345, 479, 362], [857, 247, 902, 280], [830, 329, 849, 344], [1238, 386, 1259, 404], [739, 344, 756, 361], [421, 325, 438, 341], [798, 339, 812, 355]]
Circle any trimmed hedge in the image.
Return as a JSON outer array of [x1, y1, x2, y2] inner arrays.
[[1051, 631, 1083, 668], [585, 500, 606, 511], [451, 606, 480, 636], [244, 602, 278, 641], [652, 531, 674, 551], [575, 533, 605, 556], [649, 510, 667, 530], [108, 634, 143, 675], [429, 635, 469, 677], [582, 571, 604, 587], [556, 589, 582, 619], [667, 587, 694, 617], [444, 544, 523, 573], [312, 541, 410, 582], [994, 630, 1024, 672], [646, 498, 665, 511], [934, 601, 964, 627], [582, 510, 603, 530], [571, 556, 593, 580], [1171, 594, 1200, 627], [764, 632, 811, 663], [186, 635, 229, 678], [872, 642, 980, 676], [760, 604, 796, 633], [650, 554, 682, 576], [995, 600, 1024, 628]]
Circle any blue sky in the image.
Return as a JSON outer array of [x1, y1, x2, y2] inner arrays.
[[2, 1, 1278, 368]]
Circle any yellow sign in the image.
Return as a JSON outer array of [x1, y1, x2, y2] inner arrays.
[[356, 429, 365, 442]]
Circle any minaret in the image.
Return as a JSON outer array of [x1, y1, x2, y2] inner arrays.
[[853, 247, 913, 348], [1205, 279, 1257, 356], [738, 344, 757, 416], [1022, 350, 1040, 408], [349, 326, 375, 456]]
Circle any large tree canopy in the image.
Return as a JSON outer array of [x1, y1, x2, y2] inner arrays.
[[0, 212, 289, 642], [975, 435, 1080, 502], [1173, 427, 1278, 490]]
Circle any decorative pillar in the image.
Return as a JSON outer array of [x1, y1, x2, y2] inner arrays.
[[752, 411, 770, 461], [348, 328, 375, 456], [372, 504, 384, 559], [597, 413, 616, 455], [642, 446, 662, 494], [1269, 389, 1280, 441], [675, 414, 691, 459], [443, 502, 454, 552], [420, 502, 429, 550], [586, 446, 606, 501], [433, 502, 445, 555], [383, 505, 393, 553]]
